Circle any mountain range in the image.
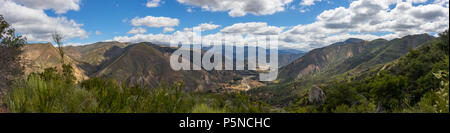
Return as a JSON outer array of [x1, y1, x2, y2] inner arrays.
[[22, 42, 263, 92], [279, 34, 435, 82], [249, 34, 436, 106], [21, 34, 435, 95]]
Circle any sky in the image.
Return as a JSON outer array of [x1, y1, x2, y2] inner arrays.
[[0, 0, 449, 51]]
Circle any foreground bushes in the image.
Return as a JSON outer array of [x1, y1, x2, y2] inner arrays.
[[3, 69, 274, 113]]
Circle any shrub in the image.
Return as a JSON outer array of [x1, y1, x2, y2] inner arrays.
[[4, 70, 273, 113]]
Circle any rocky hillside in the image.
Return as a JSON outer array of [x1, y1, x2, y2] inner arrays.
[[21, 43, 89, 81], [249, 34, 436, 106], [22, 42, 253, 92], [95, 43, 223, 91], [278, 34, 435, 82], [63, 41, 130, 75]]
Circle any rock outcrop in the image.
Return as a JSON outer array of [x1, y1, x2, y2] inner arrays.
[[308, 86, 326, 105]]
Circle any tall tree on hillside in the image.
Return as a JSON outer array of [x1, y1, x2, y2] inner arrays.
[[0, 15, 26, 91], [52, 32, 65, 64], [51, 32, 75, 84], [438, 29, 448, 55]]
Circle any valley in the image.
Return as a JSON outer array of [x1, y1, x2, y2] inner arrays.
[[12, 31, 450, 113]]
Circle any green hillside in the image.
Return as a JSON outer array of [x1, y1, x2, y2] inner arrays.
[[250, 31, 448, 113], [250, 34, 438, 107]]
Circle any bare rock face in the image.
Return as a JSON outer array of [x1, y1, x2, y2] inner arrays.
[[308, 86, 326, 105]]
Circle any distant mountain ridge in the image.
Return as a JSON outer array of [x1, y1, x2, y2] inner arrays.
[[201, 45, 306, 67], [331, 38, 365, 46], [278, 34, 435, 82]]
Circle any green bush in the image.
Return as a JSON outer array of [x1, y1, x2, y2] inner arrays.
[[3, 67, 274, 113], [406, 71, 449, 113], [191, 104, 226, 113], [5, 75, 87, 113], [368, 73, 408, 111]]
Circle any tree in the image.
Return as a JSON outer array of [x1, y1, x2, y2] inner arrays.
[[51, 32, 75, 84], [368, 73, 407, 111], [438, 29, 448, 55], [52, 32, 65, 64], [0, 15, 26, 91]]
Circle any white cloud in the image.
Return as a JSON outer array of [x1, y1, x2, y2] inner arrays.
[[113, 31, 192, 45], [95, 30, 102, 35], [280, 0, 449, 50], [146, 0, 163, 8], [176, 0, 293, 17], [0, 0, 88, 42], [12, 0, 81, 14], [131, 16, 179, 28], [407, 0, 428, 4], [221, 22, 284, 35], [113, 0, 449, 51], [112, 22, 290, 50], [183, 23, 221, 32], [433, 0, 449, 7], [300, 0, 321, 6], [196, 23, 221, 31], [66, 42, 93, 46], [163, 27, 175, 33], [127, 27, 147, 34]]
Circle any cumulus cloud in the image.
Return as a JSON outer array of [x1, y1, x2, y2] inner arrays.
[[0, 0, 87, 42], [434, 0, 450, 7], [114, 0, 449, 51], [300, 0, 321, 6], [12, 0, 81, 14], [194, 23, 221, 31], [113, 31, 192, 45], [197, 23, 220, 31], [221, 22, 284, 35], [127, 27, 147, 34], [113, 22, 291, 50], [66, 42, 93, 46], [176, 0, 293, 17], [131, 16, 179, 28], [146, 0, 163, 8], [112, 29, 306, 51], [163, 27, 175, 33], [183, 23, 221, 32], [281, 0, 449, 49]]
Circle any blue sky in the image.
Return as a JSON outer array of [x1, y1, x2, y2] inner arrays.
[[1, 0, 449, 51], [60, 0, 349, 44]]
